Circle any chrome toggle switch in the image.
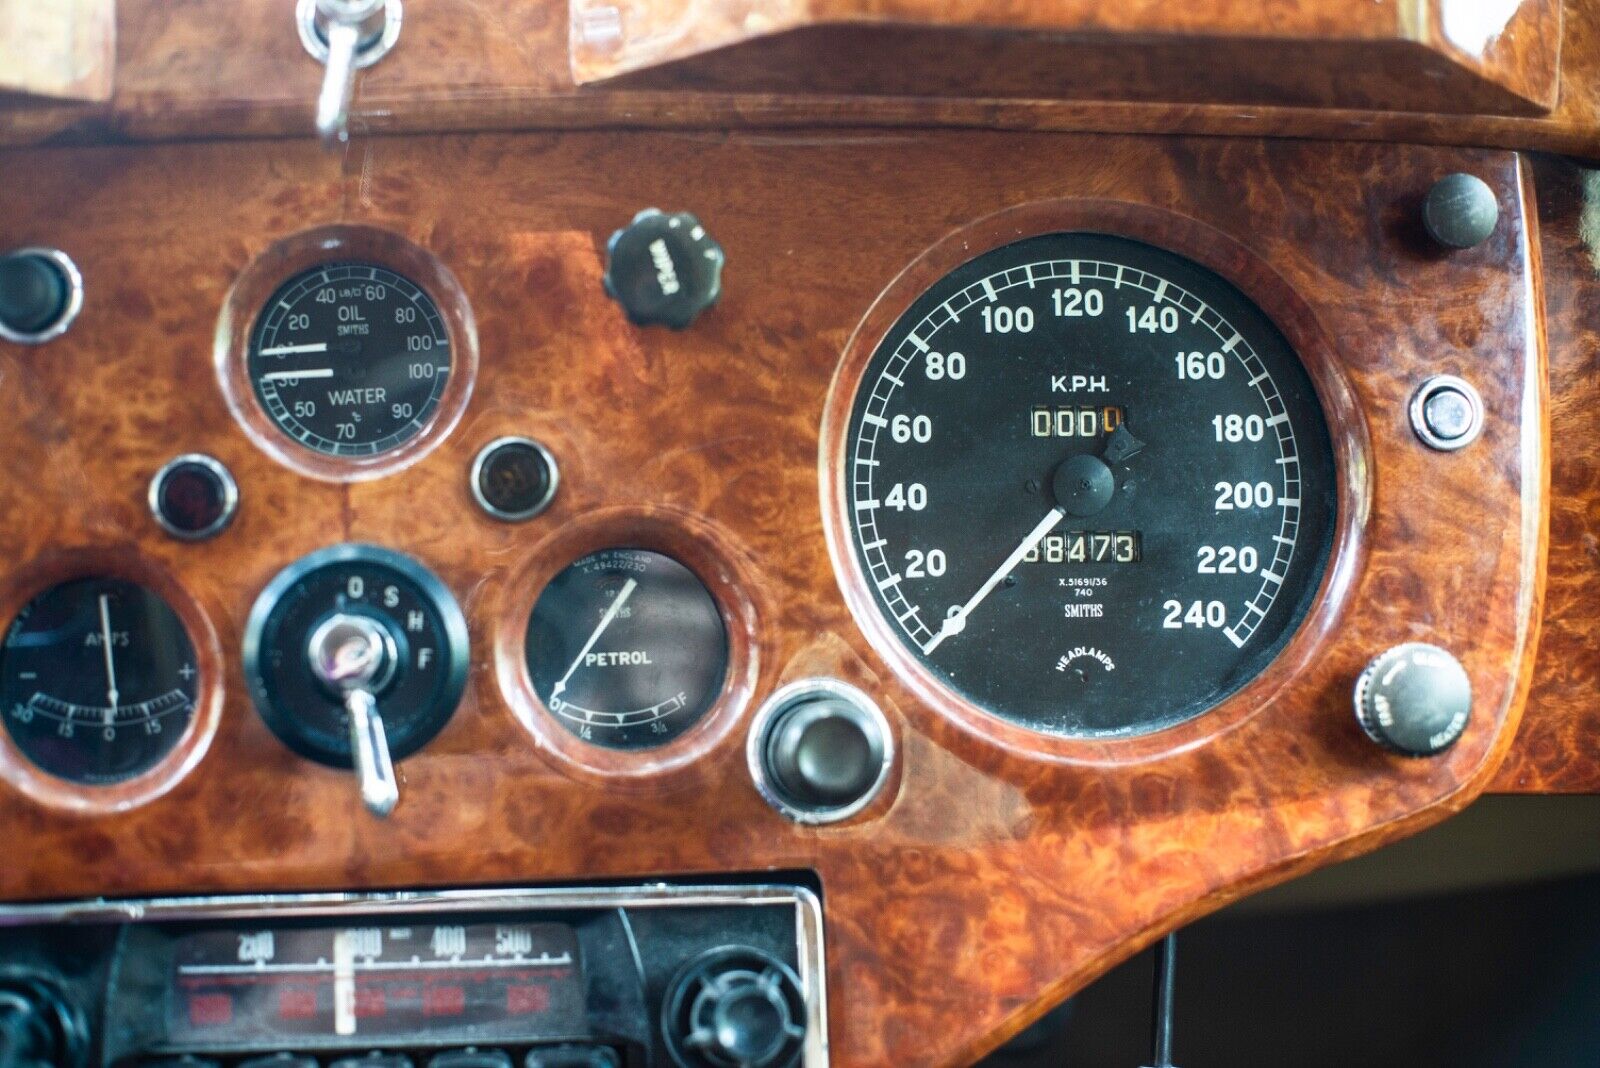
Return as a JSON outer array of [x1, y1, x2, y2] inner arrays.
[[308, 612, 400, 816], [296, 0, 403, 145]]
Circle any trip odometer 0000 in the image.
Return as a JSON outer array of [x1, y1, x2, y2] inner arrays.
[[841, 232, 1337, 738], [248, 263, 451, 457]]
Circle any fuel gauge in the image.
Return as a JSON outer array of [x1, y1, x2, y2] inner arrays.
[[526, 549, 728, 750], [0, 577, 198, 784]]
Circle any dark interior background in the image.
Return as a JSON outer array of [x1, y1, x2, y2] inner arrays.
[[982, 796, 1600, 1068]]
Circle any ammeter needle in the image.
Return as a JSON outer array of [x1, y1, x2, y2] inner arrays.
[[98, 592, 120, 721]]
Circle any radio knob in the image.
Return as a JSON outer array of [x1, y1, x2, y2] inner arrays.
[[602, 209, 724, 329], [1354, 642, 1472, 757], [662, 947, 806, 1068], [0, 974, 86, 1068]]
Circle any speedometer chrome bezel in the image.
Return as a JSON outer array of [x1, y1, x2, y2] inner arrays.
[[820, 199, 1370, 764], [215, 225, 480, 483]]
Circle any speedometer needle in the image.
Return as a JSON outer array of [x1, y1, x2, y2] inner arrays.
[[98, 593, 120, 718], [551, 578, 638, 701], [922, 507, 1065, 656]]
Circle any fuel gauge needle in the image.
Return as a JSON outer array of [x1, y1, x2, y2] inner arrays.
[[551, 578, 638, 701], [98, 593, 120, 719]]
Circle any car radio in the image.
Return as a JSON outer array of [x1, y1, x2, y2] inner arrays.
[[0, 883, 825, 1068]]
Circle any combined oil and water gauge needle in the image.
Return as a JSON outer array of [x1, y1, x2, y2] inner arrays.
[[551, 577, 638, 701]]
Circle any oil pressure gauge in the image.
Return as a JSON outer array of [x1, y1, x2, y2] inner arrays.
[[248, 263, 451, 457], [526, 549, 728, 750]]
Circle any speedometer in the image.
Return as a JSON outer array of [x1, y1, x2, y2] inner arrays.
[[835, 232, 1337, 738]]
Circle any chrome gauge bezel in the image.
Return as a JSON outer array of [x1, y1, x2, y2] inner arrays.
[[0, 549, 224, 812], [215, 225, 479, 483]]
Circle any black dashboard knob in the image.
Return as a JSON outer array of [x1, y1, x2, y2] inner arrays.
[[328, 1055, 414, 1068], [602, 209, 724, 329], [753, 681, 892, 822], [1354, 642, 1472, 757], [0, 249, 79, 343], [523, 1046, 619, 1067], [662, 947, 806, 1068], [0, 974, 87, 1068], [424, 1051, 512, 1068], [1422, 173, 1499, 250]]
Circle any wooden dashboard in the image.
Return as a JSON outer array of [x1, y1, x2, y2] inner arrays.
[[2, 1, 1598, 1065]]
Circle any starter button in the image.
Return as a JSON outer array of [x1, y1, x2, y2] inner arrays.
[[1410, 375, 1484, 451]]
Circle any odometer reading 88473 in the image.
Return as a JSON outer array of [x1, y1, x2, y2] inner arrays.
[[843, 233, 1336, 737], [248, 263, 451, 457]]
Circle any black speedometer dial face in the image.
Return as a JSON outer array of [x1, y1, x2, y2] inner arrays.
[[0, 578, 198, 784], [845, 233, 1337, 738], [248, 263, 451, 457]]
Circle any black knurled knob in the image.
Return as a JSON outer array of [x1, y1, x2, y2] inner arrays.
[[1354, 642, 1472, 757], [602, 209, 724, 329], [0, 251, 71, 339], [0, 975, 87, 1068], [662, 947, 806, 1068]]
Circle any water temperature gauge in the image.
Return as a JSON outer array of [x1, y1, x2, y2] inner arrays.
[[0, 577, 198, 785], [247, 263, 452, 458], [526, 549, 728, 750], [243, 545, 469, 816]]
